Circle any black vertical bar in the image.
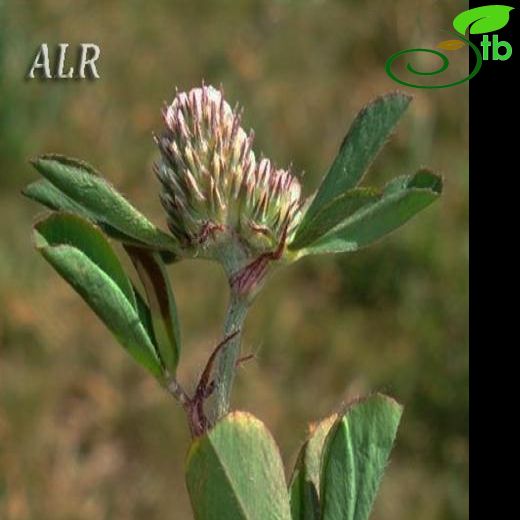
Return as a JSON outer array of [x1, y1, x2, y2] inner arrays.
[[469, 0, 515, 516]]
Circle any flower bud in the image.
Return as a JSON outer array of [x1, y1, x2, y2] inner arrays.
[[155, 85, 302, 263]]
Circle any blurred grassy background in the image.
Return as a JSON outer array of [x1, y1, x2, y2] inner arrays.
[[1, 1, 468, 519]]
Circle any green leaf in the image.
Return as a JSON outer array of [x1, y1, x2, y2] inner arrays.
[[30, 154, 178, 252], [453, 5, 514, 35], [23, 179, 93, 217], [22, 179, 151, 246], [35, 212, 137, 306], [289, 414, 337, 520], [125, 245, 181, 374], [290, 188, 381, 251], [186, 412, 292, 520], [34, 213, 163, 380], [133, 286, 157, 344], [300, 169, 442, 256], [300, 93, 411, 228], [320, 394, 403, 520]]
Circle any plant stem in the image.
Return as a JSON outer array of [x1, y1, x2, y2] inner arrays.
[[165, 374, 189, 406], [210, 293, 249, 421]]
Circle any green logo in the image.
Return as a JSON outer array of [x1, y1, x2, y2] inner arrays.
[[386, 5, 514, 89]]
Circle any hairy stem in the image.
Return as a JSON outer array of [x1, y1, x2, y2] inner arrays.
[[210, 294, 249, 421], [165, 374, 190, 406]]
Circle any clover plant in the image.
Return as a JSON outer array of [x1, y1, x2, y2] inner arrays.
[[23, 85, 442, 519]]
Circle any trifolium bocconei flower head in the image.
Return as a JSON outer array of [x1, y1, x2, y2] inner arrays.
[[154, 85, 303, 266]]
